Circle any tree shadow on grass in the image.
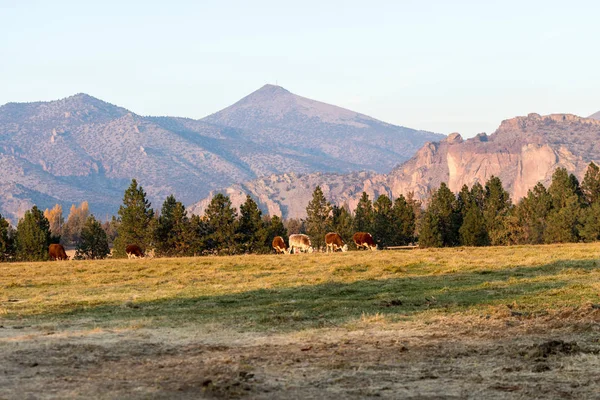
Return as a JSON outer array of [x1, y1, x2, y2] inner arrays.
[[37, 259, 600, 332]]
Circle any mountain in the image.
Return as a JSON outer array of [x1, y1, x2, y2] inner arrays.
[[0, 86, 441, 223], [190, 113, 600, 219], [589, 111, 600, 120]]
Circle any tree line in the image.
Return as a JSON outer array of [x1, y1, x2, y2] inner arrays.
[[1, 162, 599, 261]]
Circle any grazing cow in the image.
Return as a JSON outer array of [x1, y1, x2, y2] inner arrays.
[[353, 232, 377, 250], [126, 244, 144, 259], [48, 244, 69, 261], [289, 234, 314, 254], [272, 236, 289, 254], [325, 232, 348, 253]]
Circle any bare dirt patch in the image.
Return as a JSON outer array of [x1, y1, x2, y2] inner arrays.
[[1, 317, 599, 399]]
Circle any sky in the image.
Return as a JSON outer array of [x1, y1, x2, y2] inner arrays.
[[1, 0, 599, 137]]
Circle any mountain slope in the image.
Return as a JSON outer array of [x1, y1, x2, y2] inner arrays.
[[202, 85, 443, 173], [0, 87, 440, 223], [190, 113, 600, 219]]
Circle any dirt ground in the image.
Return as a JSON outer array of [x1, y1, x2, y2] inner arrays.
[[1, 314, 599, 400]]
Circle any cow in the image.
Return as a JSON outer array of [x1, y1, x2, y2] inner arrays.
[[48, 244, 69, 261], [272, 236, 290, 254], [353, 232, 377, 250], [325, 232, 348, 253], [289, 234, 314, 254], [126, 244, 144, 259]]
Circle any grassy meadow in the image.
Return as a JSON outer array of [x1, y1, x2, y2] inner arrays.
[[2, 243, 600, 331]]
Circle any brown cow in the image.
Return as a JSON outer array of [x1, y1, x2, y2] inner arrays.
[[48, 244, 69, 261], [126, 244, 144, 259], [289, 234, 313, 254], [325, 232, 348, 253], [353, 232, 377, 250], [272, 236, 289, 254]]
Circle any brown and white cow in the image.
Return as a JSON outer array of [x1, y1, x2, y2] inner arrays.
[[272, 236, 290, 254], [48, 244, 69, 261], [289, 234, 313, 254], [126, 244, 144, 259], [353, 232, 377, 250], [325, 232, 348, 253]]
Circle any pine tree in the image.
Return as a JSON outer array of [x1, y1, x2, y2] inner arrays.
[[459, 201, 489, 246], [265, 215, 288, 251], [545, 168, 583, 243], [331, 204, 354, 248], [406, 192, 422, 238], [582, 162, 600, 206], [424, 183, 461, 247], [15, 206, 51, 261], [372, 195, 394, 248], [516, 183, 552, 244], [188, 214, 211, 256], [0, 213, 15, 261], [392, 195, 416, 246], [237, 195, 268, 254], [304, 186, 332, 250], [154, 195, 190, 257], [580, 202, 600, 242], [353, 192, 374, 233], [483, 176, 512, 245], [75, 215, 110, 259], [204, 193, 238, 254], [113, 179, 155, 257], [418, 211, 443, 248]]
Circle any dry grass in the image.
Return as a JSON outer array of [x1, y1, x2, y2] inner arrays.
[[2, 243, 600, 399], [1, 243, 599, 331]]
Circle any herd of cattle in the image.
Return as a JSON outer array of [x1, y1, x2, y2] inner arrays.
[[272, 232, 377, 254], [47, 232, 378, 261]]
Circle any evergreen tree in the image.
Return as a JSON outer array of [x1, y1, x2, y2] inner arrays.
[[418, 211, 443, 248], [204, 193, 238, 254], [330, 204, 354, 248], [423, 183, 460, 247], [516, 183, 552, 244], [154, 195, 190, 257], [237, 195, 268, 253], [372, 194, 394, 248], [353, 192, 374, 233], [545, 168, 583, 243], [304, 186, 332, 250], [0, 214, 15, 261], [406, 192, 422, 238], [188, 214, 210, 256], [582, 162, 600, 206], [483, 176, 511, 245], [113, 179, 155, 257], [391, 195, 416, 245], [459, 201, 488, 246], [265, 215, 288, 251], [75, 215, 110, 259], [580, 202, 600, 242], [15, 206, 51, 261]]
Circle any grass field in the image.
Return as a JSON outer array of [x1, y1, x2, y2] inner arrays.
[[2, 244, 600, 398]]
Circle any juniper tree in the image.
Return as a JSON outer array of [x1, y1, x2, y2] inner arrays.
[[304, 186, 332, 250], [15, 206, 51, 261], [113, 179, 155, 257], [75, 215, 110, 259], [237, 195, 268, 254]]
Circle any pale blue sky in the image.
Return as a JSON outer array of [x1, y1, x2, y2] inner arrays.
[[1, 0, 599, 136]]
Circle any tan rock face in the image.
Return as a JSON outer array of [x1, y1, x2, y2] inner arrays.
[[190, 113, 600, 219]]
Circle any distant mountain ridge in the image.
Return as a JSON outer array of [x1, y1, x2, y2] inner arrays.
[[0, 85, 442, 223], [190, 113, 600, 219]]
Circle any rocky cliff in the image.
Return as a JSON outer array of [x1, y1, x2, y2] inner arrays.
[[191, 113, 600, 218]]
